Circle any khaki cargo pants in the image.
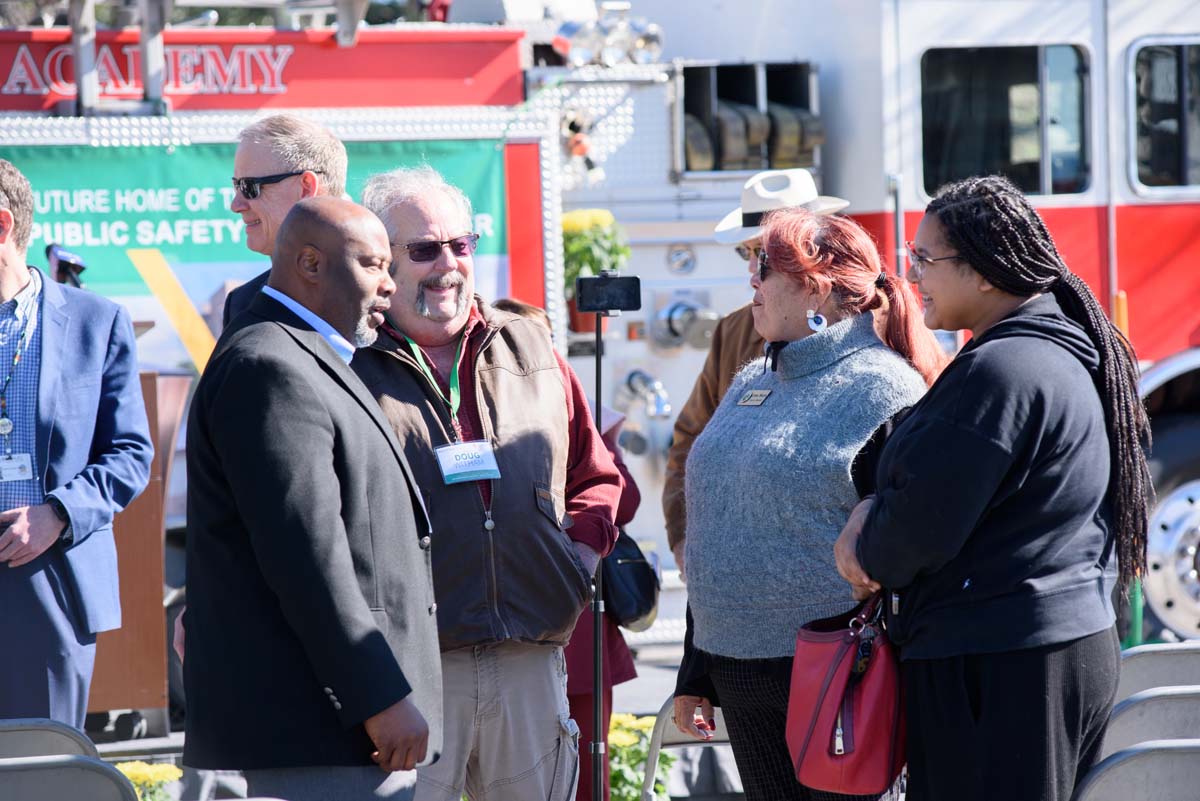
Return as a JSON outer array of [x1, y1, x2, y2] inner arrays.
[[415, 642, 580, 801]]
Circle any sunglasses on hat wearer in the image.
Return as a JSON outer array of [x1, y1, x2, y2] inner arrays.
[[396, 234, 481, 263], [231, 170, 323, 200], [734, 242, 762, 262]]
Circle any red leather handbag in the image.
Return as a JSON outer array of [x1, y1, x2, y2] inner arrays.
[[785, 593, 905, 795]]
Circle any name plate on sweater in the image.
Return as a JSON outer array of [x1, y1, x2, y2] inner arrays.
[[737, 389, 772, 406]]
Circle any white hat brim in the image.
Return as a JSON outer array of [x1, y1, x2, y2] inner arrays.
[[712, 195, 852, 244]]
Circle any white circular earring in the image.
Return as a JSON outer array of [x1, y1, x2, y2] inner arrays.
[[806, 308, 827, 333]]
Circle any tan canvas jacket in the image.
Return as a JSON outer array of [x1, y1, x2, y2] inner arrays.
[[662, 302, 764, 549]]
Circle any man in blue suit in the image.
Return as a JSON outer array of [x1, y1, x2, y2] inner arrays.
[[0, 159, 154, 729]]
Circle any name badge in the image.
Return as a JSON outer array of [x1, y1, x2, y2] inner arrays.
[[0, 453, 33, 482], [737, 389, 772, 407], [435, 440, 502, 484]]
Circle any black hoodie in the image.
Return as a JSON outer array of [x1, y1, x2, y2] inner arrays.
[[857, 294, 1116, 660]]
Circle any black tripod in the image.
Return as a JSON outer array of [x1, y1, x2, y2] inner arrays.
[[590, 309, 607, 801], [574, 269, 640, 801]]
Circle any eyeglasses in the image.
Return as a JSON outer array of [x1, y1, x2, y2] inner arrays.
[[904, 241, 960, 279], [231, 170, 321, 200], [734, 243, 762, 262], [397, 234, 480, 263], [756, 250, 772, 282]]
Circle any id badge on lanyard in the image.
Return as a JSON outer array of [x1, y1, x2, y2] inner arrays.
[[435, 440, 502, 484], [405, 335, 502, 485]]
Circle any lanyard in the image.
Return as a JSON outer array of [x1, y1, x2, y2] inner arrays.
[[0, 270, 40, 448], [404, 335, 465, 421]]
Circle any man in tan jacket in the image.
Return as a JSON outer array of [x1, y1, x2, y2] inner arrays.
[[663, 169, 849, 576]]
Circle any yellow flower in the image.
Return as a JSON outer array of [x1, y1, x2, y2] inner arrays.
[[608, 729, 640, 748], [562, 208, 617, 235], [115, 760, 182, 787], [609, 712, 638, 730], [587, 209, 616, 228], [629, 715, 657, 733], [561, 209, 591, 234]]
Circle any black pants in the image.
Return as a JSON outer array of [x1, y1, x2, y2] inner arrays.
[[903, 626, 1120, 801], [707, 653, 885, 801]]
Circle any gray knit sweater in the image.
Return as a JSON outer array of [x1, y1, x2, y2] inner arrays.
[[685, 312, 927, 659]]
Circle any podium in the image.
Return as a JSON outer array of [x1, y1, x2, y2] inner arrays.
[[87, 371, 168, 717]]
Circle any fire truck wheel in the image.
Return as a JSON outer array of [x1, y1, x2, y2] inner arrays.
[[1139, 414, 1200, 642]]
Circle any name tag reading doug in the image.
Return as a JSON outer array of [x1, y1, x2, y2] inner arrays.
[[435, 441, 502, 484]]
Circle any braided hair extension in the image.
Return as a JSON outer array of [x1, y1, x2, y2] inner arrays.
[[926, 175, 1152, 590]]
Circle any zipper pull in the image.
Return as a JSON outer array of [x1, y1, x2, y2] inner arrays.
[[833, 710, 845, 755], [483, 510, 495, 531], [891, 591, 900, 615]]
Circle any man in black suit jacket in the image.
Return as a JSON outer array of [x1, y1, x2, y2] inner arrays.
[[183, 197, 441, 801]]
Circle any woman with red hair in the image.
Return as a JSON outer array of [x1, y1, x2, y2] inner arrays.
[[672, 208, 943, 801]]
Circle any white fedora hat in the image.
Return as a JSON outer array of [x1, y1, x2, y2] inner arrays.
[[713, 168, 850, 244]]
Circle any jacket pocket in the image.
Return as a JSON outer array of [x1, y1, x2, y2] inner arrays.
[[535, 483, 589, 589], [534, 482, 571, 529]]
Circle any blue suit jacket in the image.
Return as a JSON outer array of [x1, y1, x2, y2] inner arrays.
[[37, 271, 154, 634]]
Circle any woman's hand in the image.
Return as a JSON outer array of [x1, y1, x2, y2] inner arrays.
[[835, 497, 881, 595], [672, 694, 715, 741]]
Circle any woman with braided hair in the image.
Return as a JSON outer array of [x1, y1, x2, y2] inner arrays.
[[834, 175, 1151, 801]]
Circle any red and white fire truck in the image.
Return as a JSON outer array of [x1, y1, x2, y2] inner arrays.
[[2, 0, 1200, 648]]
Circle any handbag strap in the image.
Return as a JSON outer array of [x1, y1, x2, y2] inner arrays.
[[851, 592, 884, 630]]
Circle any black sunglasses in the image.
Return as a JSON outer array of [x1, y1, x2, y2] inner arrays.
[[231, 170, 320, 200], [756, 250, 772, 282], [398, 234, 480, 263]]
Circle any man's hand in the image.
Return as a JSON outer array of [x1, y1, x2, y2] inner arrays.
[[173, 607, 186, 665], [672, 694, 715, 741], [671, 541, 686, 583], [363, 697, 429, 772], [0, 504, 67, 568], [573, 542, 601, 577], [834, 498, 881, 595]]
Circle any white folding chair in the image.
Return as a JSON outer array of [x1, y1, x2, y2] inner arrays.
[[641, 696, 733, 801], [0, 754, 138, 801], [0, 719, 98, 758], [1116, 642, 1200, 703], [1103, 685, 1200, 758], [1072, 739, 1200, 801]]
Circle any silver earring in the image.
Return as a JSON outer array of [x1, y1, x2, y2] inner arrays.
[[807, 309, 827, 333]]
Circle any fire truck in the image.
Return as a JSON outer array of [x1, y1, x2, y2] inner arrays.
[[2, 0, 1200, 661], [531, 0, 1200, 644]]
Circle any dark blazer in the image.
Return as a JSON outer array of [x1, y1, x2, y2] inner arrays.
[[183, 293, 442, 770], [221, 269, 269, 328], [39, 272, 154, 633]]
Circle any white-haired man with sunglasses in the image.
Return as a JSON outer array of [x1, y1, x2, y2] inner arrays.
[[222, 114, 348, 326], [352, 165, 622, 801], [664, 168, 849, 582]]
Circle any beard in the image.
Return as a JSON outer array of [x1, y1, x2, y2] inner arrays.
[[353, 316, 378, 348], [353, 300, 380, 348], [416, 273, 469, 320]]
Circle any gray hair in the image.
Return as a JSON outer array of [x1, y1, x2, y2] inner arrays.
[[238, 114, 348, 197], [361, 165, 473, 236]]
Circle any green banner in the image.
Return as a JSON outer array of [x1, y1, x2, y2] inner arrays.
[[0, 138, 508, 370]]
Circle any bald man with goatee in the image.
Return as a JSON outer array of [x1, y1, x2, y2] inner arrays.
[[183, 197, 442, 801]]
